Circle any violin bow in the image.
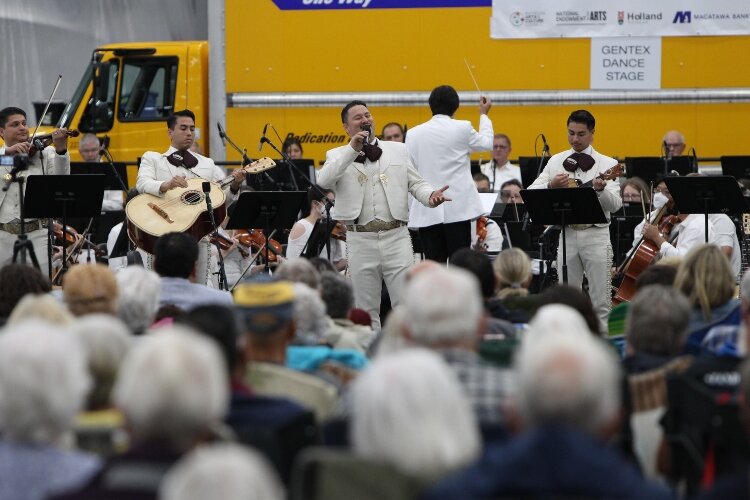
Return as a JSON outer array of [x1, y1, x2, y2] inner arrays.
[[29, 75, 62, 144]]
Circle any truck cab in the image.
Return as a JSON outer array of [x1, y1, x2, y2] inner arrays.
[[59, 41, 208, 184]]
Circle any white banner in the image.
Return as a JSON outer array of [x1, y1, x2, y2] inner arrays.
[[491, 0, 750, 39], [590, 38, 661, 89]]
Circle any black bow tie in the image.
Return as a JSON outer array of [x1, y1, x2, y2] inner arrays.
[[167, 150, 198, 169], [354, 143, 383, 164], [562, 152, 595, 173]]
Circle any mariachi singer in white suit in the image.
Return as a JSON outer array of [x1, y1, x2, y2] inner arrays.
[[136, 109, 245, 286], [317, 100, 450, 330], [406, 85, 494, 263]]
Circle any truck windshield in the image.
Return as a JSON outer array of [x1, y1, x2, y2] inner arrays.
[[57, 61, 95, 129]]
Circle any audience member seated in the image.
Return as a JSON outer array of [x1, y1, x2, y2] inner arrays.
[[535, 284, 603, 336], [492, 247, 534, 323], [622, 285, 692, 479], [402, 266, 514, 427], [426, 327, 672, 499], [351, 348, 480, 481], [620, 176, 651, 204], [153, 232, 233, 311], [273, 258, 320, 291], [285, 185, 346, 271], [0, 321, 100, 500], [54, 326, 229, 500], [319, 271, 374, 352], [288, 282, 367, 389], [175, 305, 318, 484], [609, 264, 679, 341], [160, 443, 284, 500], [449, 248, 516, 337], [6, 293, 75, 327], [62, 264, 118, 317], [234, 276, 338, 422], [307, 256, 337, 274], [695, 358, 750, 499], [675, 244, 739, 340], [69, 315, 132, 457], [115, 266, 161, 335], [0, 263, 51, 326]]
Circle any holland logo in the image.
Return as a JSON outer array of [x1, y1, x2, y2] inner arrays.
[[510, 11, 524, 26]]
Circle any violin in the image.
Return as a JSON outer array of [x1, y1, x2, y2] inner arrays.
[[209, 232, 249, 259], [235, 229, 283, 263], [50, 220, 106, 286], [29, 129, 80, 157], [331, 221, 347, 242], [566, 163, 625, 188]]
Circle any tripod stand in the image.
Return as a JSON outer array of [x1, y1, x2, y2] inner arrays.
[[6, 176, 41, 271]]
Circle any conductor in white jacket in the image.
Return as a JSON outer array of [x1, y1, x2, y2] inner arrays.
[[406, 85, 494, 263]]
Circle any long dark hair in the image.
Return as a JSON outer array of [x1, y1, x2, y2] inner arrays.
[[301, 184, 333, 218]]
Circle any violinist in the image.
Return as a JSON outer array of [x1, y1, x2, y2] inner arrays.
[[286, 185, 347, 271], [471, 175, 503, 253], [0, 107, 70, 277], [135, 109, 246, 286], [527, 110, 621, 331]]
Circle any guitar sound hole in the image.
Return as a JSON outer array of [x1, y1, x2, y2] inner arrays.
[[181, 190, 205, 205]]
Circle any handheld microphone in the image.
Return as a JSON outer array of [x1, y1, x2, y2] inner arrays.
[[217, 122, 226, 146], [541, 134, 550, 155], [362, 125, 372, 145], [258, 123, 268, 152]]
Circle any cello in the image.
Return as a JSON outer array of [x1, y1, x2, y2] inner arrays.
[[612, 201, 678, 305]]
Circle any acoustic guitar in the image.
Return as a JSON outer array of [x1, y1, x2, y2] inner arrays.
[[126, 157, 276, 254]]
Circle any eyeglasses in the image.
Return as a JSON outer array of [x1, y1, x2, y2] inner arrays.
[[665, 143, 684, 148], [493, 144, 509, 150], [655, 188, 670, 195]]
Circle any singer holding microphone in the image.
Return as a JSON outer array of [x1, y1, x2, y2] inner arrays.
[[136, 109, 246, 286], [317, 100, 450, 329], [528, 109, 621, 331], [405, 85, 494, 264]]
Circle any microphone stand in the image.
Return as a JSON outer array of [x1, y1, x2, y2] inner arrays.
[[202, 181, 228, 291], [260, 136, 334, 260], [221, 126, 277, 188], [662, 141, 670, 177], [100, 146, 129, 192]]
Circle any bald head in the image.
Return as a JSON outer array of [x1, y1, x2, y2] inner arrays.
[[663, 130, 686, 157]]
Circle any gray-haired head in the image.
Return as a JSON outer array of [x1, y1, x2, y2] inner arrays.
[[626, 285, 691, 356], [0, 320, 91, 444]]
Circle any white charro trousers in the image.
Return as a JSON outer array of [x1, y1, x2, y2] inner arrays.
[[346, 225, 415, 331], [557, 225, 613, 332]]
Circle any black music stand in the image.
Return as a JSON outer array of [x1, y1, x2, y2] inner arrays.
[[663, 176, 749, 243], [25, 175, 105, 279], [226, 191, 306, 274], [721, 156, 750, 180], [301, 220, 330, 259], [625, 156, 693, 185], [519, 156, 550, 188], [520, 188, 607, 284]]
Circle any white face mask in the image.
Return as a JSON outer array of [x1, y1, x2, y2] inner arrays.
[[653, 192, 669, 209]]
